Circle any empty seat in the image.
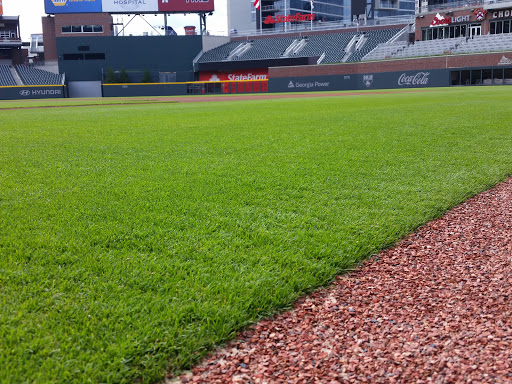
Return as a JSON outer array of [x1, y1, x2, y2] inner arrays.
[[15, 65, 64, 85], [0, 65, 17, 86]]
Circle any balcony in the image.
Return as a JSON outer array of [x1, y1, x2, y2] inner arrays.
[[418, 0, 512, 14]]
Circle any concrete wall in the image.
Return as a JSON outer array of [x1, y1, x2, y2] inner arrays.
[[202, 35, 231, 53], [68, 81, 102, 98], [227, 0, 255, 34]]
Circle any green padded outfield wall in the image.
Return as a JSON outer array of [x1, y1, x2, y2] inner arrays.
[[57, 35, 202, 82]]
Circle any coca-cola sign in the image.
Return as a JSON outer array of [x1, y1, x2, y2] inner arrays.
[[398, 72, 430, 86]]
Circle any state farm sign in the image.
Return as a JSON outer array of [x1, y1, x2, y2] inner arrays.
[[198, 70, 268, 82], [264, 13, 315, 24]]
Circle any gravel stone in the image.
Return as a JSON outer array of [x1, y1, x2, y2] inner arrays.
[[169, 178, 512, 383]]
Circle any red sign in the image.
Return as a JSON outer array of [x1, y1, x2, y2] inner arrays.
[[264, 13, 315, 24], [198, 70, 268, 82], [0, 0, 3, 16], [184, 26, 196, 35], [430, 13, 450, 26], [158, 0, 214, 13]]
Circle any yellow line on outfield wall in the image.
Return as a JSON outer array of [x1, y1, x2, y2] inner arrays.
[[102, 79, 269, 86], [0, 84, 66, 88]]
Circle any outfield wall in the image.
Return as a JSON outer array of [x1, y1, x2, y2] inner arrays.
[[269, 70, 449, 92], [102, 83, 188, 97], [102, 80, 268, 97], [0, 85, 66, 100], [269, 52, 512, 78], [268, 52, 512, 92]]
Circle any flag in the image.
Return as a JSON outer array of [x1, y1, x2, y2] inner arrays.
[[311, 0, 314, 9], [254, 0, 261, 10]]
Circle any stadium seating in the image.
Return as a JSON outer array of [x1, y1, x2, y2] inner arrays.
[[0, 64, 17, 86], [451, 34, 512, 54], [237, 37, 297, 60], [345, 29, 402, 62], [364, 33, 512, 61], [198, 31, 364, 64], [392, 37, 465, 59], [15, 65, 64, 85], [362, 41, 408, 61], [198, 41, 244, 62], [297, 33, 357, 63]]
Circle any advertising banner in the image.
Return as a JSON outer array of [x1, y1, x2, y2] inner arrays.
[[44, 0, 103, 14], [359, 69, 449, 89], [269, 70, 449, 93], [269, 74, 356, 93], [0, 86, 66, 100], [45, 0, 213, 13], [158, 0, 214, 13], [102, 0, 158, 13], [198, 70, 268, 82], [0, 0, 3, 16]]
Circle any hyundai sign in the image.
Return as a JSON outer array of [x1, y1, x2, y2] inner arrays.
[[45, 0, 214, 13]]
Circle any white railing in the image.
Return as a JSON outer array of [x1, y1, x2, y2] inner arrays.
[[229, 15, 414, 38], [419, 0, 512, 13]]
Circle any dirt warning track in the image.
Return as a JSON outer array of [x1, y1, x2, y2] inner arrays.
[[0, 89, 438, 110]]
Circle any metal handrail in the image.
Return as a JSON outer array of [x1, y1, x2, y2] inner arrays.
[[418, 0, 512, 13], [229, 15, 414, 38]]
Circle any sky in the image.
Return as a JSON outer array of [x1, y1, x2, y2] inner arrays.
[[2, 0, 228, 41]]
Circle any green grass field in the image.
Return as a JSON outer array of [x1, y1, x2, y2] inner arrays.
[[1, 87, 512, 383]]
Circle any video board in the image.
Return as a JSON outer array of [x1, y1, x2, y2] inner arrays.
[[44, 0, 214, 14]]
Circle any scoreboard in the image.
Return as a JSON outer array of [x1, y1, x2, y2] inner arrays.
[[44, 0, 214, 14]]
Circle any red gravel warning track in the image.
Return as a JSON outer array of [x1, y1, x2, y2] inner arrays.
[[170, 178, 512, 383]]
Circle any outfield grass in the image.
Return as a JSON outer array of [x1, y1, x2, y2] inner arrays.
[[1, 87, 512, 383]]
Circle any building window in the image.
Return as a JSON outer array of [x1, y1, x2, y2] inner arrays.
[[63, 53, 105, 60], [490, 20, 512, 34], [61, 25, 104, 34], [421, 24, 468, 40]]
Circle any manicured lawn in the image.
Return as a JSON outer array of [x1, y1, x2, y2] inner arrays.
[[1, 87, 511, 383]]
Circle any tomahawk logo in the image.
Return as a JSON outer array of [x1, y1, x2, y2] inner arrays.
[[19, 90, 30, 96], [498, 55, 512, 65], [288, 81, 295, 88], [363, 74, 373, 88]]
